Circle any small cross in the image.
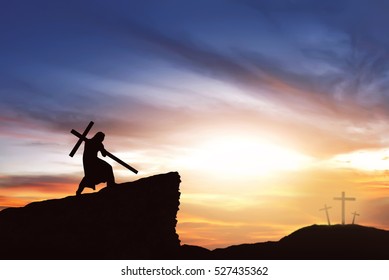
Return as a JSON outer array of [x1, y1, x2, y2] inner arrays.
[[351, 211, 360, 225], [319, 204, 332, 225], [334, 191, 356, 225]]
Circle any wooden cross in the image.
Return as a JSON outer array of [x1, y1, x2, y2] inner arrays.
[[334, 191, 355, 225], [69, 121, 94, 157], [69, 121, 138, 174], [351, 211, 360, 225], [319, 204, 332, 225]]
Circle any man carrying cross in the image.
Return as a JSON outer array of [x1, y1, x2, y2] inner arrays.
[[76, 131, 115, 195], [70, 121, 138, 196]]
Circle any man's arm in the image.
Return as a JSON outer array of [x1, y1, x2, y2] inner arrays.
[[100, 144, 107, 157]]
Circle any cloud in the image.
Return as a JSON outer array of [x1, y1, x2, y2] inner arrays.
[[114, 5, 389, 157], [0, 174, 78, 193], [2, 0, 389, 156], [361, 197, 389, 228], [3, 0, 389, 114], [85, 8, 389, 139]]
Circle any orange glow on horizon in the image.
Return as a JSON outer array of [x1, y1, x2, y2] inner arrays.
[[2, 135, 389, 250], [174, 135, 314, 179]]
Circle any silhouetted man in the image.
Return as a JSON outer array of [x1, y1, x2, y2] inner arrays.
[[76, 132, 115, 195]]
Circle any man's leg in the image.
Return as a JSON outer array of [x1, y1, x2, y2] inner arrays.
[[106, 164, 116, 187], [76, 177, 86, 195]]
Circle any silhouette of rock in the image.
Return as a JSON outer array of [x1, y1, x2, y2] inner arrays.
[[179, 244, 212, 259], [0, 172, 181, 259], [212, 241, 277, 259], [278, 224, 389, 259], [2, 172, 389, 260], [212, 224, 389, 259]]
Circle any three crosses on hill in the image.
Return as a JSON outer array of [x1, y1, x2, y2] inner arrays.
[[320, 191, 359, 225], [69, 121, 138, 195]]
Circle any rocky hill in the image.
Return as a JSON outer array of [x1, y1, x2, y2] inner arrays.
[[1, 172, 389, 260], [212, 224, 389, 259], [0, 172, 181, 259]]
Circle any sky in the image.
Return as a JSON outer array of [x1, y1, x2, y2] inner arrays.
[[1, 0, 389, 249]]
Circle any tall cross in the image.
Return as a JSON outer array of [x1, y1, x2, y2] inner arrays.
[[333, 191, 356, 225], [351, 211, 360, 225], [69, 121, 138, 174], [319, 204, 332, 225]]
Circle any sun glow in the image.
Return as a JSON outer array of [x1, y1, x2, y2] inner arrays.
[[332, 149, 389, 171], [177, 136, 312, 177]]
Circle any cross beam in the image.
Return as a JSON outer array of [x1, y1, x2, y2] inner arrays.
[[69, 122, 138, 174], [351, 211, 360, 225], [334, 191, 355, 225], [69, 121, 94, 157], [319, 204, 332, 226]]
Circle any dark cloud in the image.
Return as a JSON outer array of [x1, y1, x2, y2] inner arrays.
[[0, 72, 152, 139], [246, 1, 389, 96], [2, 0, 389, 152], [86, 4, 389, 121], [0, 174, 78, 191], [2, 0, 389, 136]]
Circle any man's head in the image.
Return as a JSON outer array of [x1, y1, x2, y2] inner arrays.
[[93, 132, 105, 142]]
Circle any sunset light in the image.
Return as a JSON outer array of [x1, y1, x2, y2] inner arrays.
[[2, 0, 389, 252], [177, 136, 313, 177], [332, 149, 389, 171]]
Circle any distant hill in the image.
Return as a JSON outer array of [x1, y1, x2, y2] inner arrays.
[[211, 224, 389, 259], [1, 172, 388, 259]]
